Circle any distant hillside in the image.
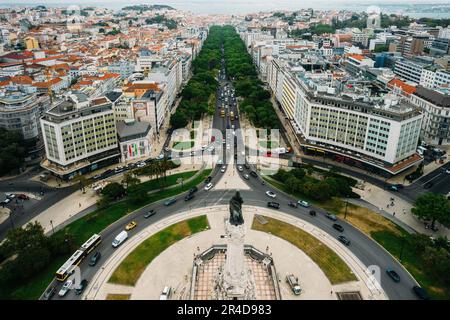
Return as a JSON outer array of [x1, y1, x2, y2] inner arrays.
[[122, 4, 175, 11]]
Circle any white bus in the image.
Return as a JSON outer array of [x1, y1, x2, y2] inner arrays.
[[55, 234, 102, 282], [55, 250, 85, 282], [80, 234, 102, 254]]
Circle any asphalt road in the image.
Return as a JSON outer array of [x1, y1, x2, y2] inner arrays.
[[48, 60, 419, 301]]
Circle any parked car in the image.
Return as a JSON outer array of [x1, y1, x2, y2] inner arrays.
[[75, 279, 88, 295], [386, 268, 401, 283], [297, 200, 309, 208], [160, 286, 172, 300], [286, 274, 302, 295], [309, 210, 316, 216], [412, 286, 430, 300], [220, 166, 226, 173], [243, 174, 250, 180], [58, 279, 73, 297], [288, 201, 298, 208], [204, 176, 212, 184], [125, 221, 137, 231], [144, 209, 156, 219], [388, 185, 399, 191], [42, 286, 56, 300], [204, 183, 213, 191], [89, 251, 101, 266], [325, 213, 338, 221], [237, 166, 243, 172], [337, 235, 350, 246], [267, 202, 280, 209], [250, 171, 258, 178], [244, 163, 250, 170], [333, 224, 344, 232], [185, 193, 195, 201], [266, 191, 276, 198], [17, 194, 30, 200], [164, 198, 177, 206]]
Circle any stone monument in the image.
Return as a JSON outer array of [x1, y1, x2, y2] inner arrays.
[[218, 191, 256, 299]]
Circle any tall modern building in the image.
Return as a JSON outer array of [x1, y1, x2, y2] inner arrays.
[[40, 93, 120, 180], [0, 93, 50, 157]]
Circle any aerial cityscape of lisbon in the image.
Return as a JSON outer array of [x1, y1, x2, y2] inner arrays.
[[0, 0, 450, 305]]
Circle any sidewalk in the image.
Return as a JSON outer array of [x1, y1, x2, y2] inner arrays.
[[352, 182, 450, 238]]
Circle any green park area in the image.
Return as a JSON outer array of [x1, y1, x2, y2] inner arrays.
[[109, 215, 209, 286], [172, 141, 195, 150], [264, 167, 450, 299], [252, 215, 356, 284]]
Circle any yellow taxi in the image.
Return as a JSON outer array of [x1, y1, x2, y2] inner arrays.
[[125, 221, 137, 231]]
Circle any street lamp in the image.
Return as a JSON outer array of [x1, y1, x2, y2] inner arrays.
[[344, 200, 348, 219]]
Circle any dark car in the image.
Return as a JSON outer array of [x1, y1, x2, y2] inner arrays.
[[205, 176, 212, 184], [89, 251, 101, 266], [42, 286, 56, 300], [189, 186, 198, 194], [388, 185, 399, 191], [337, 235, 350, 246], [333, 224, 344, 232], [144, 209, 156, 219], [250, 171, 258, 178], [75, 279, 88, 295], [164, 198, 177, 206], [412, 286, 430, 300], [244, 163, 250, 170], [309, 210, 316, 216], [185, 193, 195, 201], [325, 213, 338, 221], [386, 268, 400, 283], [424, 182, 433, 189], [393, 184, 404, 189], [288, 201, 298, 208], [17, 194, 30, 200], [267, 202, 280, 209]]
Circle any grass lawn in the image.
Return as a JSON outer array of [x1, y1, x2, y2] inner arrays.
[[106, 294, 131, 300], [252, 215, 357, 284], [172, 141, 194, 150], [109, 215, 209, 286], [138, 170, 197, 193], [264, 174, 450, 299], [258, 140, 279, 149], [1, 169, 212, 300]]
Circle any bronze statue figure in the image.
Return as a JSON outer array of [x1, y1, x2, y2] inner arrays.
[[229, 191, 244, 226]]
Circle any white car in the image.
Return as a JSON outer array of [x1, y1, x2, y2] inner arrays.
[[220, 166, 226, 173], [204, 183, 213, 191], [58, 279, 73, 297], [266, 191, 276, 198], [226, 144, 231, 150], [164, 146, 170, 152], [190, 151, 196, 156], [445, 169, 450, 174], [208, 146, 215, 152], [160, 286, 172, 300], [156, 153, 164, 160], [298, 200, 310, 208], [237, 166, 243, 172]]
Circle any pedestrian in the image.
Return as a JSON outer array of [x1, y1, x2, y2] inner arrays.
[[403, 208, 406, 214], [387, 204, 389, 208], [393, 212, 396, 216], [79, 203, 81, 208], [331, 290, 333, 295]]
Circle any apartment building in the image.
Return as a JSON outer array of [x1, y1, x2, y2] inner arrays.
[[293, 74, 423, 175], [40, 93, 120, 180], [410, 86, 450, 145], [116, 119, 153, 162]]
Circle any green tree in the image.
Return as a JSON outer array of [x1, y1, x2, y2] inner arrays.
[[122, 172, 140, 188], [411, 193, 450, 229], [101, 182, 125, 200]]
